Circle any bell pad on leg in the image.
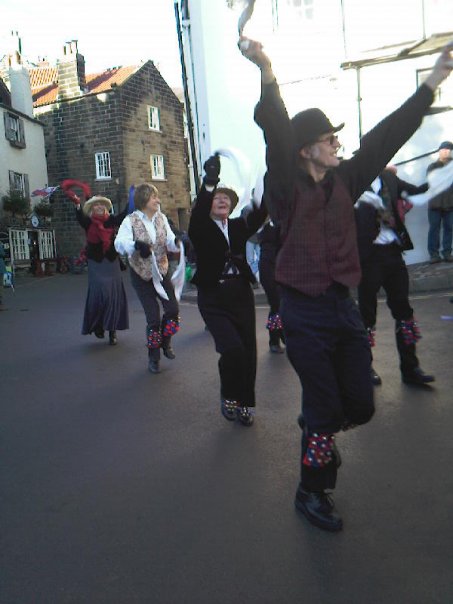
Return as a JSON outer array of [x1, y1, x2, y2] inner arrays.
[[367, 326, 376, 348], [266, 312, 283, 332], [396, 317, 421, 346], [303, 433, 336, 468], [147, 328, 162, 349], [162, 316, 180, 337]]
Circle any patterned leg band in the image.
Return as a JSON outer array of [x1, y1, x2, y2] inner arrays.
[[303, 433, 336, 468], [266, 313, 283, 332], [396, 317, 421, 346], [162, 316, 180, 337], [147, 328, 162, 349], [367, 326, 376, 348]]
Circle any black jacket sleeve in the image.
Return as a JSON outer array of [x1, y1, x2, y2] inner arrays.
[[75, 207, 91, 230], [338, 84, 434, 201]]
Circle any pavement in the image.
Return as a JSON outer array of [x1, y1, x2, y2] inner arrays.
[[180, 259, 453, 304]]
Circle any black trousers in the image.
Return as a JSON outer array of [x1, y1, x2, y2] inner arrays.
[[358, 244, 419, 374], [259, 251, 280, 314], [280, 284, 375, 491], [197, 277, 257, 407]]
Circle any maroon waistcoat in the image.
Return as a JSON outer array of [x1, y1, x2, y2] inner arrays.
[[276, 173, 361, 296]]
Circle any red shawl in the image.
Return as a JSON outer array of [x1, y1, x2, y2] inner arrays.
[[87, 214, 114, 253]]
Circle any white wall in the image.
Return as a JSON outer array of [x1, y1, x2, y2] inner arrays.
[[182, 0, 268, 193], [182, 0, 453, 262], [0, 108, 49, 205]]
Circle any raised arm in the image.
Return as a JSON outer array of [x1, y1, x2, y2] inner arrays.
[[75, 205, 90, 230], [340, 41, 453, 200], [110, 200, 130, 226], [238, 37, 296, 220], [188, 154, 221, 239]]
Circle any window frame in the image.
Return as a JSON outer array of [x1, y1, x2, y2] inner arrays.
[[148, 105, 161, 131], [8, 170, 29, 197], [94, 151, 112, 180], [3, 112, 26, 148], [150, 154, 165, 180]]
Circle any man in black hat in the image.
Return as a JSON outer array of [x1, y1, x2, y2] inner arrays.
[[426, 140, 453, 263], [239, 36, 453, 532]]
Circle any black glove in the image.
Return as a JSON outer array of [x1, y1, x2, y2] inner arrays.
[[134, 240, 152, 258], [203, 154, 221, 186]]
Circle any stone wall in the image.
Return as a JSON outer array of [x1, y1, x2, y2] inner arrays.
[[119, 61, 191, 228], [36, 61, 190, 255]]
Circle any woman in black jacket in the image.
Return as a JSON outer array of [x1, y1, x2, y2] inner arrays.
[[188, 154, 267, 426]]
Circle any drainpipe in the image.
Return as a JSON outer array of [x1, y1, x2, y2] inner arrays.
[[356, 66, 363, 141], [174, 0, 200, 195]]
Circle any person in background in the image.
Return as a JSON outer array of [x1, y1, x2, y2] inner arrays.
[[0, 241, 8, 311], [72, 193, 129, 345], [188, 154, 267, 426], [114, 183, 181, 374], [241, 204, 261, 288], [166, 217, 183, 278], [258, 220, 285, 353], [426, 140, 453, 263], [355, 166, 434, 386], [240, 35, 452, 531]]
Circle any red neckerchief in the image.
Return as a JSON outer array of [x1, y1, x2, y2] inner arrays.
[[87, 213, 114, 252]]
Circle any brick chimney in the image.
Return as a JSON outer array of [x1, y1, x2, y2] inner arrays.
[[57, 40, 87, 100]]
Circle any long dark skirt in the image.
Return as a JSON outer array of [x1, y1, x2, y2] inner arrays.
[[82, 258, 129, 334]]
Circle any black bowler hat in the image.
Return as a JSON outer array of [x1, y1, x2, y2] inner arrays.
[[438, 140, 453, 151], [291, 108, 344, 150]]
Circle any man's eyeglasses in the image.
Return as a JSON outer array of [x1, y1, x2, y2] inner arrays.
[[316, 134, 339, 146]]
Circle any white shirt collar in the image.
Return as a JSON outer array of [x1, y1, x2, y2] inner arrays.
[[370, 176, 381, 194]]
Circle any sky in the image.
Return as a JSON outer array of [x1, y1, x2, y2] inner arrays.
[[0, 0, 183, 87]]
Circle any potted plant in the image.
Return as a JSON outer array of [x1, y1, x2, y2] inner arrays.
[[2, 190, 31, 219], [34, 201, 54, 222]]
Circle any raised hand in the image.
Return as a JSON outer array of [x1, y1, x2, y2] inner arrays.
[[424, 41, 453, 90], [203, 154, 221, 186], [238, 36, 271, 69]]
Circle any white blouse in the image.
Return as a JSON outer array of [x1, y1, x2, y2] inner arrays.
[[114, 210, 179, 257]]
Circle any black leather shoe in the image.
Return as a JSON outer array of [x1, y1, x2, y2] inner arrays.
[[370, 366, 382, 386], [148, 359, 161, 374], [162, 344, 176, 360], [295, 488, 343, 532], [94, 328, 105, 339], [402, 367, 435, 385], [109, 331, 117, 345], [269, 342, 285, 354]]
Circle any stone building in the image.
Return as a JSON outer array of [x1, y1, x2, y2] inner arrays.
[[31, 41, 190, 256]]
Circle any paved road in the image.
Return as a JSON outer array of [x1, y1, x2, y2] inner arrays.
[[1, 274, 453, 603]]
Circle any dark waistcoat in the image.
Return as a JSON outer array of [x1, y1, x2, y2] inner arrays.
[[276, 173, 361, 296]]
